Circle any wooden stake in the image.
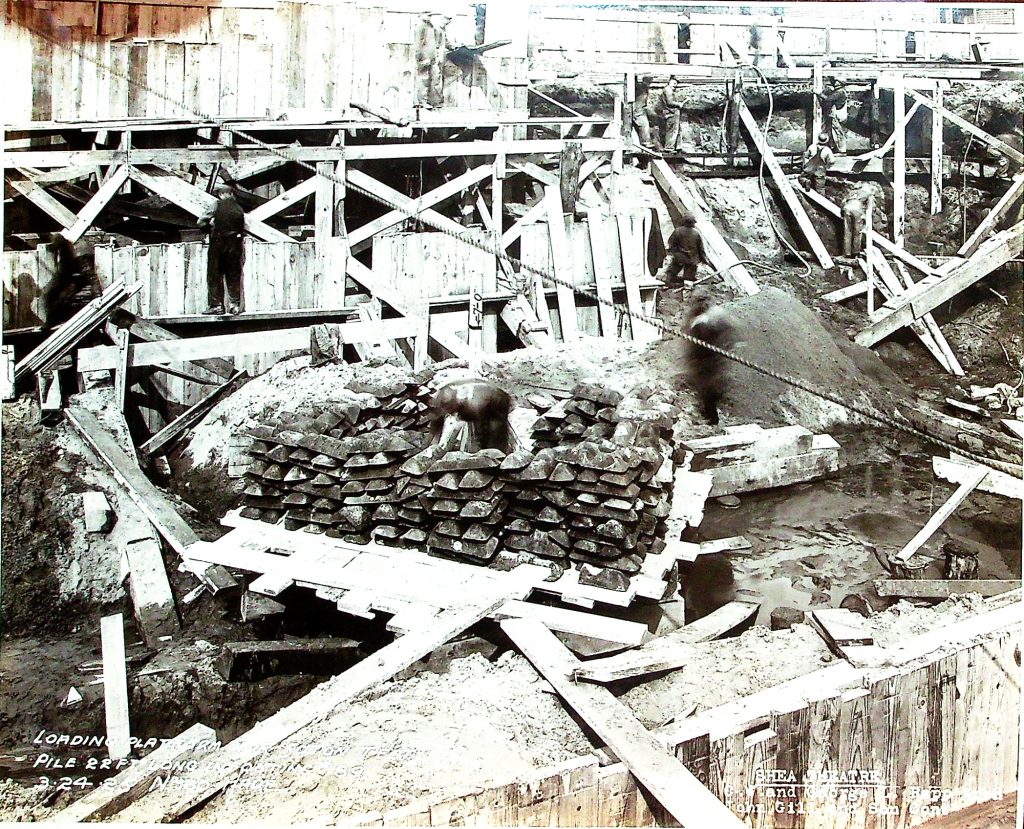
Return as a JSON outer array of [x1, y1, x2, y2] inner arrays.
[[101, 614, 131, 760], [931, 85, 943, 215], [892, 75, 906, 244], [113, 326, 130, 412], [892, 466, 987, 564]]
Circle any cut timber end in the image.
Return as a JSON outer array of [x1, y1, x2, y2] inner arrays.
[[705, 433, 840, 497], [124, 537, 180, 648], [82, 491, 115, 533]]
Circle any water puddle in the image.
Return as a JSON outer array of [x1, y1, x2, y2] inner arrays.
[[689, 457, 1022, 626]]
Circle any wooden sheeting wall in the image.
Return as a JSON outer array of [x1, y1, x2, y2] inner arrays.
[[93, 238, 347, 433], [7, 1, 527, 122], [356, 624, 1019, 827], [2, 246, 59, 329]]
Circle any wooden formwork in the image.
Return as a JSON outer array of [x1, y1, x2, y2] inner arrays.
[[350, 592, 1021, 828]]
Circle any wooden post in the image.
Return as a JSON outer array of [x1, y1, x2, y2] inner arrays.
[[811, 63, 823, 145], [865, 194, 875, 315], [314, 161, 334, 281], [113, 326, 130, 411], [892, 75, 906, 244], [468, 270, 483, 352], [101, 614, 131, 760], [611, 96, 623, 212], [931, 85, 943, 215]]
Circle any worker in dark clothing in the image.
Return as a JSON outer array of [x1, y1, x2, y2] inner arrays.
[[42, 233, 100, 328], [682, 291, 737, 426], [646, 77, 683, 151], [817, 82, 849, 154], [200, 185, 245, 315], [631, 76, 654, 149], [841, 184, 873, 257], [658, 210, 706, 287], [429, 379, 512, 453]]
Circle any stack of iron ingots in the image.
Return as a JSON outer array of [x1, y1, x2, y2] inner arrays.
[[238, 375, 678, 590], [530, 382, 623, 449]]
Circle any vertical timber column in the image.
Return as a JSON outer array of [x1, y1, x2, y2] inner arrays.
[[811, 63, 823, 145], [865, 194, 875, 315], [486, 149, 505, 352], [315, 161, 334, 288], [930, 85, 943, 215], [611, 95, 623, 213], [893, 75, 906, 244]]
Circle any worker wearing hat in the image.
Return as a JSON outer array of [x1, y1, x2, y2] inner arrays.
[[200, 184, 245, 315], [657, 209, 707, 288], [800, 131, 835, 192]]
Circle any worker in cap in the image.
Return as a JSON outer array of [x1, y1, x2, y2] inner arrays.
[[800, 131, 835, 192], [817, 82, 849, 153], [657, 209, 707, 288], [200, 184, 245, 315]]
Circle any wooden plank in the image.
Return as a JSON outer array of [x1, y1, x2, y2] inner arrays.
[[822, 280, 868, 303], [683, 425, 814, 469], [706, 435, 840, 497], [493, 601, 647, 647], [110, 311, 234, 379], [891, 466, 987, 563], [78, 319, 415, 371], [114, 594, 514, 823], [858, 221, 1024, 346], [124, 536, 180, 648], [7, 178, 79, 229], [735, 100, 833, 268], [65, 407, 199, 556], [893, 75, 906, 244], [615, 213, 652, 343], [501, 619, 744, 828], [874, 579, 1020, 599], [544, 187, 579, 341], [796, 184, 938, 276], [127, 166, 294, 244], [904, 87, 1024, 165], [892, 259, 964, 375], [139, 370, 246, 458], [113, 326, 130, 412], [1, 345, 14, 401], [957, 173, 1024, 258], [52, 723, 218, 824], [61, 166, 131, 244], [587, 215, 618, 337], [931, 86, 943, 214], [247, 175, 317, 222], [573, 601, 760, 684], [100, 614, 131, 761], [650, 160, 759, 295]]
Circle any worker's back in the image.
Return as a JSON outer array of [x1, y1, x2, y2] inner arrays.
[[667, 225, 704, 263], [211, 196, 244, 238]]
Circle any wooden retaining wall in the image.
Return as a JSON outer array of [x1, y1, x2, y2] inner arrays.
[[353, 596, 1021, 827], [1, 245, 58, 329], [6, 0, 528, 123]]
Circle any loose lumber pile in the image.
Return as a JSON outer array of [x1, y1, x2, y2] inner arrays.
[[680, 424, 840, 497], [238, 372, 677, 590], [14, 279, 142, 381]]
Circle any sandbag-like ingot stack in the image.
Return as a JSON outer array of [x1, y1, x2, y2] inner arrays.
[[238, 375, 680, 591]]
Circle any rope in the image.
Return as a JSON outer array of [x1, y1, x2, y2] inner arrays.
[[18, 22, 1024, 477]]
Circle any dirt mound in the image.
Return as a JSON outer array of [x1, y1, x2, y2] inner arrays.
[[189, 651, 595, 824], [720, 286, 908, 430]]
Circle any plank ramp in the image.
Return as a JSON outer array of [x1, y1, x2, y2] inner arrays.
[[502, 618, 745, 828]]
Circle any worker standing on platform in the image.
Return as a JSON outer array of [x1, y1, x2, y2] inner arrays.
[[647, 76, 684, 152], [657, 210, 707, 287], [817, 82, 849, 154], [200, 185, 245, 316], [631, 75, 655, 150], [799, 131, 835, 192]]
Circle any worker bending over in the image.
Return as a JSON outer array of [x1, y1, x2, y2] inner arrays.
[[658, 210, 707, 288], [429, 379, 512, 453], [841, 184, 873, 258]]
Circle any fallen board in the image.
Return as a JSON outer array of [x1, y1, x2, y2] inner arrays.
[[501, 618, 745, 828], [874, 579, 1020, 599], [705, 434, 840, 496], [112, 594, 513, 822], [100, 614, 131, 761], [572, 601, 761, 684], [891, 465, 987, 563]]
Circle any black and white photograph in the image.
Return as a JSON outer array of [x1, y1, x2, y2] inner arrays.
[[1, 1, 1022, 825]]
